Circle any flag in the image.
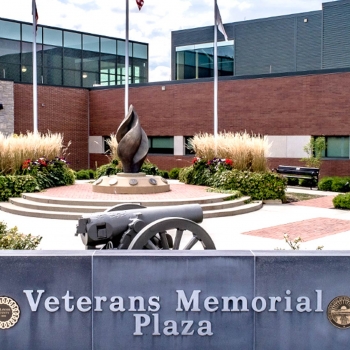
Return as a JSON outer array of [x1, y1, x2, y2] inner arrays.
[[32, 0, 39, 33], [215, 1, 228, 41], [136, 0, 144, 10]]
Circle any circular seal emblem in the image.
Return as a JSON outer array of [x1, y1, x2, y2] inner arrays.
[[149, 178, 157, 185], [161, 178, 168, 184], [0, 296, 20, 330], [327, 296, 350, 329], [129, 179, 138, 186]]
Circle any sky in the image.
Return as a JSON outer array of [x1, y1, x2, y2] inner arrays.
[[2, 0, 334, 82]]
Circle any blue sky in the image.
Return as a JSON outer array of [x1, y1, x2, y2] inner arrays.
[[2, 0, 331, 82]]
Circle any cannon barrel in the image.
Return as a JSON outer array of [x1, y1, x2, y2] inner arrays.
[[76, 204, 203, 248]]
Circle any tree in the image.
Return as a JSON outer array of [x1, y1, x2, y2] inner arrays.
[[301, 136, 326, 168]]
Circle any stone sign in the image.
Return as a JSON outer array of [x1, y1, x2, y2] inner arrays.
[[0, 250, 350, 349]]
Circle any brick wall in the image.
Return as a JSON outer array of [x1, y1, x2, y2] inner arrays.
[[14, 84, 89, 170], [13, 70, 350, 175], [90, 72, 350, 137]]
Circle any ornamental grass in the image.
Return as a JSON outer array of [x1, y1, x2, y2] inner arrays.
[[0, 132, 67, 175], [188, 132, 270, 172]]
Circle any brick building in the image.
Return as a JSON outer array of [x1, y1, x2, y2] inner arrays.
[[1, 0, 350, 177]]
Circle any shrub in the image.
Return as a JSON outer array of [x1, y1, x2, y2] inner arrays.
[[75, 169, 89, 180], [0, 221, 42, 249], [0, 175, 39, 202], [179, 164, 287, 200], [212, 170, 287, 200], [169, 167, 181, 179], [95, 163, 121, 178], [318, 177, 334, 191], [331, 177, 350, 193], [333, 193, 350, 209], [301, 136, 326, 168]]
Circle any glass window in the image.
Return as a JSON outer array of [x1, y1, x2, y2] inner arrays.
[[0, 62, 20, 81], [117, 40, 132, 56], [149, 137, 174, 154], [325, 137, 349, 158], [64, 31, 81, 49], [176, 41, 234, 80], [43, 46, 62, 68], [101, 38, 116, 54], [63, 48, 82, 70], [43, 28, 62, 46], [63, 69, 82, 87], [82, 71, 99, 87], [133, 43, 147, 59], [0, 39, 20, 63], [43, 67, 62, 85], [0, 20, 20, 40], [83, 34, 99, 52], [184, 136, 195, 155], [83, 51, 99, 72], [22, 24, 42, 43]]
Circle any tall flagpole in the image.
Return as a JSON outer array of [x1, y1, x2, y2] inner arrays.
[[214, 0, 218, 139], [125, 0, 129, 116], [32, 0, 38, 133]]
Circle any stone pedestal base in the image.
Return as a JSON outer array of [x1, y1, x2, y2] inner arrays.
[[92, 173, 170, 194]]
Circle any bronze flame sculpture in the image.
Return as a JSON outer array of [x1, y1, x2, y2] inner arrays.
[[116, 105, 148, 173]]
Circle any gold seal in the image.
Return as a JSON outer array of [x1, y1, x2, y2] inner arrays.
[[0, 296, 20, 330], [327, 296, 350, 329]]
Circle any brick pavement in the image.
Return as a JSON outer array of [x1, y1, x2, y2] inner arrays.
[[243, 217, 350, 241]]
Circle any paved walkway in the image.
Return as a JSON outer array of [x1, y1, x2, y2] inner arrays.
[[0, 183, 349, 251]]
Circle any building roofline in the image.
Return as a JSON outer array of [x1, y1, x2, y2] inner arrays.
[[0, 16, 148, 45], [88, 67, 350, 91], [171, 10, 321, 35]]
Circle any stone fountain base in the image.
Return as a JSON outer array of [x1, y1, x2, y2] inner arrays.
[[92, 172, 170, 194]]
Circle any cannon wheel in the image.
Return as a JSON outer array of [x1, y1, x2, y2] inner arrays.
[[128, 217, 216, 250]]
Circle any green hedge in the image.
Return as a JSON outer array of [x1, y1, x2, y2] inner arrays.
[[318, 176, 350, 192], [333, 193, 350, 209], [179, 165, 287, 200], [0, 175, 39, 202], [75, 169, 95, 180]]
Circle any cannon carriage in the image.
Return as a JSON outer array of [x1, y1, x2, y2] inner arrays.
[[75, 203, 216, 250]]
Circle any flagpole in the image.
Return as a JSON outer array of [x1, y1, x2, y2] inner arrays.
[[125, 0, 129, 116], [32, 0, 38, 133], [214, 0, 218, 139]]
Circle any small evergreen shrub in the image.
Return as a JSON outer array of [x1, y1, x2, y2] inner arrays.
[[331, 177, 350, 193], [76, 169, 95, 180], [333, 193, 350, 209], [318, 177, 334, 191], [169, 168, 180, 179], [0, 221, 42, 250]]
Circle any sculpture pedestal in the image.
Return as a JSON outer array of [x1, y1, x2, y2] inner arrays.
[[92, 173, 170, 194]]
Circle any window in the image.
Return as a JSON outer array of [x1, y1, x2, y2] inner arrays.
[[315, 136, 349, 158], [176, 41, 234, 80], [323, 136, 349, 158], [148, 137, 174, 154], [184, 136, 195, 155]]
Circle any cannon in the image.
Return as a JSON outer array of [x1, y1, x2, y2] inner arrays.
[[75, 203, 216, 250]]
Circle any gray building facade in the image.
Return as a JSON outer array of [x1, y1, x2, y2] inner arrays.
[[171, 0, 350, 80]]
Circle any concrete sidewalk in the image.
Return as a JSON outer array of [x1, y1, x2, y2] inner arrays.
[[0, 185, 348, 251]]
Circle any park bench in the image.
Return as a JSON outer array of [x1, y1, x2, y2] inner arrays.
[[275, 165, 319, 189]]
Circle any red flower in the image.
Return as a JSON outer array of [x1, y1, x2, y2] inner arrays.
[[225, 159, 233, 166]]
